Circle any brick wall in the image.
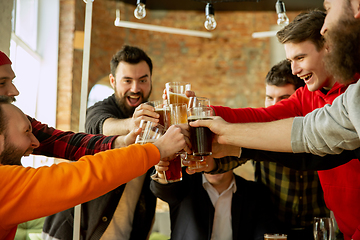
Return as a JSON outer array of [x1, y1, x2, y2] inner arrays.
[[57, 0, 299, 131]]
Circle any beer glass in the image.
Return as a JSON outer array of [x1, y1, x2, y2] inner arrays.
[[170, 103, 188, 125], [163, 103, 188, 183], [166, 82, 191, 105], [135, 120, 165, 145], [145, 100, 170, 129], [264, 234, 287, 240], [187, 106, 214, 157], [313, 217, 335, 240], [188, 96, 210, 108]]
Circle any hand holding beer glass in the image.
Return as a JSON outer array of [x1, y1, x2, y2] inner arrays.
[[187, 106, 214, 169], [145, 100, 170, 129], [135, 120, 166, 145]]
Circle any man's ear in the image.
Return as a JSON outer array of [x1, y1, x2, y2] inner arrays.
[[109, 74, 116, 89], [0, 135, 5, 164], [354, 0, 360, 19]]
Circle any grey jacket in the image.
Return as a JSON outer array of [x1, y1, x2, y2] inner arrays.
[[291, 80, 360, 156]]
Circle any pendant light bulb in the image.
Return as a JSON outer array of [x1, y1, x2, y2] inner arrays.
[[134, 0, 146, 19], [204, 3, 217, 31], [275, 0, 289, 27]]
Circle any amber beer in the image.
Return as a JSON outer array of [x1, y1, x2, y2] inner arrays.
[[188, 116, 213, 156], [164, 154, 182, 182], [166, 82, 191, 105], [168, 92, 189, 105], [155, 106, 170, 129]]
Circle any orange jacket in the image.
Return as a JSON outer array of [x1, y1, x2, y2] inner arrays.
[[0, 143, 160, 240]]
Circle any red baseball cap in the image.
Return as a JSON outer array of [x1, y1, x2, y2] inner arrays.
[[0, 51, 12, 66]]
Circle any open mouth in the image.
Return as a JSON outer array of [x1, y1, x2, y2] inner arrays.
[[127, 95, 142, 107], [300, 73, 313, 82]]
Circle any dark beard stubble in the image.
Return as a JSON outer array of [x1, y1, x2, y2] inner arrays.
[[323, 7, 360, 84]]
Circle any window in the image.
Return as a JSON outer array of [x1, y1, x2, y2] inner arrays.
[[11, 0, 60, 167]]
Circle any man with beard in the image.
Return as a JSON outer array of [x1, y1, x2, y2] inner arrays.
[[43, 45, 159, 240], [189, 0, 360, 238], [0, 95, 188, 240]]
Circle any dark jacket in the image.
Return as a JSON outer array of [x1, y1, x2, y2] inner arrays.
[[150, 169, 279, 240], [43, 94, 156, 240]]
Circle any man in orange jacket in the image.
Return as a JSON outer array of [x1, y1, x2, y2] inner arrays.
[[0, 95, 188, 240]]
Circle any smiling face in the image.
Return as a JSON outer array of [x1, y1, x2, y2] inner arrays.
[[109, 61, 152, 117], [0, 104, 39, 165], [284, 40, 336, 91], [0, 64, 19, 99]]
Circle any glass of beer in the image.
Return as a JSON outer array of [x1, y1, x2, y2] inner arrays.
[[170, 103, 188, 125], [162, 103, 188, 183], [187, 106, 214, 157], [264, 234, 287, 240], [145, 100, 170, 129], [135, 120, 165, 145], [166, 82, 191, 105], [164, 154, 183, 183], [188, 96, 210, 108]]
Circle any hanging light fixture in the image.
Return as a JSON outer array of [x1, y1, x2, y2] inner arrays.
[[275, 0, 289, 27], [134, 0, 146, 19], [204, 3, 217, 31]]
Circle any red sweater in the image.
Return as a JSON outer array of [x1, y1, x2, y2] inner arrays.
[[212, 82, 360, 240]]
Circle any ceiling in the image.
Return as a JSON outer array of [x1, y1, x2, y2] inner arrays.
[[118, 0, 324, 12]]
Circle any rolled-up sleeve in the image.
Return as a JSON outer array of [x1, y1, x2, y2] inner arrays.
[[291, 81, 360, 156]]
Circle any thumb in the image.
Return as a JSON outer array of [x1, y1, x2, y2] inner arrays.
[[189, 119, 211, 128]]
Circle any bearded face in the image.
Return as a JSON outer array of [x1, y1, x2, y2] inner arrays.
[[323, 3, 360, 83], [0, 134, 24, 165], [114, 87, 151, 117]]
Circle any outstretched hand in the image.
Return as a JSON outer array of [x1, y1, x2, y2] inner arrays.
[[189, 116, 229, 145], [153, 125, 191, 159]]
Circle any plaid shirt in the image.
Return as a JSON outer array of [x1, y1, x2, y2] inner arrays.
[[28, 116, 117, 161], [210, 156, 329, 228]]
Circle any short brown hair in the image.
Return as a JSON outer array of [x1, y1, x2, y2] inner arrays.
[[265, 60, 305, 90], [276, 10, 326, 51], [110, 45, 153, 77]]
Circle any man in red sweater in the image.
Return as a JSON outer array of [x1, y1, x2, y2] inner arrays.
[[189, 7, 360, 240]]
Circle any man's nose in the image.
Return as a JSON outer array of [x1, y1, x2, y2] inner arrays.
[[8, 82, 20, 97], [31, 134, 40, 149], [130, 81, 141, 93], [291, 62, 301, 76]]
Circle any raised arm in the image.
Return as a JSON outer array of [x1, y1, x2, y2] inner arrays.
[[29, 116, 117, 161]]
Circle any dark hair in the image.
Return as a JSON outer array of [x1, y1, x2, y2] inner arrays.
[[277, 10, 326, 51], [110, 45, 153, 77], [265, 60, 305, 90], [0, 96, 14, 134]]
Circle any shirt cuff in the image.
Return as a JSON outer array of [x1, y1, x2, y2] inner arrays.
[[151, 172, 168, 184]]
